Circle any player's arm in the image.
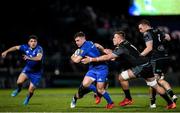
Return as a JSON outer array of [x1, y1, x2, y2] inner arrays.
[[81, 53, 117, 64], [71, 54, 83, 63], [164, 33, 171, 41], [23, 53, 43, 61], [95, 43, 112, 54], [140, 40, 153, 56], [71, 49, 83, 63], [1, 45, 20, 58], [23, 48, 43, 61], [94, 43, 105, 52]]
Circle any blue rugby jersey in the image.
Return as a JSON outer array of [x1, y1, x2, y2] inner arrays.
[[19, 44, 44, 73], [79, 41, 108, 70]]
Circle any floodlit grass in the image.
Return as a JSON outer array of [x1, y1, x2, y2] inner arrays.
[[0, 87, 179, 112]]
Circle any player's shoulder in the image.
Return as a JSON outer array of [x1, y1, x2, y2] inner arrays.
[[20, 44, 29, 49], [36, 45, 43, 50], [86, 41, 94, 45]]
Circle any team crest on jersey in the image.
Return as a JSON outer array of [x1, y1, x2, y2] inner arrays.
[[157, 45, 165, 51], [26, 50, 29, 54]]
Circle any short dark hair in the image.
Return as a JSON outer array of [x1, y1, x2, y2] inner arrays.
[[74, 31, 85, 39], [114, 31, 126, 38], [138, 19, 151, 26], [28, 35, 38, 41]]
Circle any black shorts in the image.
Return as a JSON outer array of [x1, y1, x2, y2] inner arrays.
[[131, 62, 154, 79], [151, 58, 169, 75]]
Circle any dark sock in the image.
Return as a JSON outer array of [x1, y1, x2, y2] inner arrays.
[[77, 84, 90, 98], [27, 92, 33, 100], [17, 83, 22, 92], [73, 94, 78, 103], [167, 89, 175, 98], [97, 92, 102, 98], [150, 88, 156, 105], [160, 93, 173, 105], [123, 89, 132, 100]]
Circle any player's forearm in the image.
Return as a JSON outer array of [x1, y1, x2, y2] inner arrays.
[[29, 56, 42, 61], [94, 43, 105, 53], [140, 47, 152, 56], [164, 34, 171, 41], [71, 54, 81, 63], [91, 54, 112, 62], [4, 46, 20, 53]]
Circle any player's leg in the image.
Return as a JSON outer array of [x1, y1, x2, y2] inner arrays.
[[118, 69, 136, 106], [145, 77, 176, 109], [158, 78, 178, 103], [96, 82, 114, 109], [23, 82, 35, 105], [94, 79, 109, 104], [11, 73, 28, 97], [156, 59, 178, 103], [71, 76, 95, 108], [23, 73, 41, 105], [149, 86, 157, 108]]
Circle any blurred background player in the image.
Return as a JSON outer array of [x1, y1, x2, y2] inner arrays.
[[138, 19, 178, 108], [1, 35, 44, 105], [70, 31, 114, 109], [82, 31, 176, 109]]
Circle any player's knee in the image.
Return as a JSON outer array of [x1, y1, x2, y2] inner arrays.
[[146, 79, 157, 87], [119, 71, 129, 81], [17, 80, 23, 85], [82, 83, 89, 88], [28, 88, 35, 93]]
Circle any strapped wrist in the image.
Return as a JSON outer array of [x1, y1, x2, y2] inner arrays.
[[89, 58, 92, 62]]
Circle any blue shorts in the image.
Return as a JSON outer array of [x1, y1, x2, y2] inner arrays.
[[85, 67, 108, 82], [22, 71, 42, 87]]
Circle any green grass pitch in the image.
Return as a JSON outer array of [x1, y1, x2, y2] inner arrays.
[[0, 87, 179, 112]]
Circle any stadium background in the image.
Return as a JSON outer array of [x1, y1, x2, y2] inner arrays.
[[0, 0, 180, 88]]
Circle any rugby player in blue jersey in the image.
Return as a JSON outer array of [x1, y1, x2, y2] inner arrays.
[[1, 35, 44, 105], [70, 31, 114, 109]]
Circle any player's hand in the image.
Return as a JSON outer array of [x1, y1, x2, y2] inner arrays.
[[81, 56, 92, 64], [23, 55, 30, 60], [103, 49, 112, 54], [1, 51, 7, 58]]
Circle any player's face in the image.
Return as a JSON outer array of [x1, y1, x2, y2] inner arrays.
[[138, 24, 147, 33], [75, 37, 85, 47], [28, 38, 37, 49], [113, 34, 121, 46]]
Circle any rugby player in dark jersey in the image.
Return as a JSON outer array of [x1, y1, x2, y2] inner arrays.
[[138, 19, 177, 108]]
